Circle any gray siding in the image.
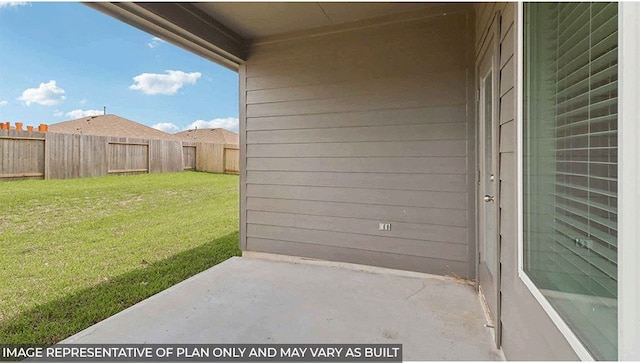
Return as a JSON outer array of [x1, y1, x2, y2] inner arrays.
[[241, 5, 476, 278], [475, 3, 579, 359]]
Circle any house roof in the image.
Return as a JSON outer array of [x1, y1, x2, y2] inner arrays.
[[49, 114, 180, 140], [174, 128, 239, 145]]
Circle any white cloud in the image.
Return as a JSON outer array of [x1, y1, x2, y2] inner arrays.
[[65, 109, 103, 119], [18, 80, 66, 106], [147, 37, 166, 48], [129, 70, 201, 95], [187, 117, 239, 133], [79, 98, 87, 105], [53, 110, 64, 117], [0, 100, 8, 107], [152, 122, 180, 133], [0, 2, 28, 8]]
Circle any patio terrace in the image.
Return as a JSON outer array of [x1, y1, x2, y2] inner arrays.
[[63, 255, 504, 361]]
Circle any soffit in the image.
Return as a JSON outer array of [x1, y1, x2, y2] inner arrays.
[[191, 2, 441, 39], [87, 2, 464, 70]]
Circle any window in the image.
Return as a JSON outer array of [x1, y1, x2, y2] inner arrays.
[[523, 3, 618, 360]]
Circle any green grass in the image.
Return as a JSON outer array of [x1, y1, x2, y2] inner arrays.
[[0, 171, 240, 344]]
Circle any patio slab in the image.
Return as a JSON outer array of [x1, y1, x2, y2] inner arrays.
[[62, 255, 504, 361]]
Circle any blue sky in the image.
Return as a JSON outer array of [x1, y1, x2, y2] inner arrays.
[[0, 2, 239, 133]]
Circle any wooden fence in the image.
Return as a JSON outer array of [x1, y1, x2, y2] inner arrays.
[[195, 143, 239, 174], [1, 129, 239, 181], [182, 142, 196, 170], [223, 146, 239, 174]]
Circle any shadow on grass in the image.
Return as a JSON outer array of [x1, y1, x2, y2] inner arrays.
[[0, 231, 241, 344]]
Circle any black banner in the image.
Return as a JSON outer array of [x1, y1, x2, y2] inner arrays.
[[1, 344, 402, 362]]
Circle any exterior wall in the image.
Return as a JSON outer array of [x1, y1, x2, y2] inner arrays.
[[240, 5, 477, 278], [475, 3, 579, 360]]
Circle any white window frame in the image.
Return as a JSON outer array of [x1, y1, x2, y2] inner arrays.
[[618, 3, 640, 361], [514, 2, 640, 360]]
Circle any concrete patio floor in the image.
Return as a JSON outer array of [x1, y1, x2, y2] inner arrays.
[[62, 255, 504, 361]]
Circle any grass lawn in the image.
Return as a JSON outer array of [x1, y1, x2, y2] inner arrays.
[[0, 171, 240, 344]]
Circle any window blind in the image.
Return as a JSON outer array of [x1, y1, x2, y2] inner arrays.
[[550, 2, 618, 299], [523, 2, 619, 359]]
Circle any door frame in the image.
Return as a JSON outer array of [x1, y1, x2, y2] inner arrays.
[[476, 10, 501, 347]]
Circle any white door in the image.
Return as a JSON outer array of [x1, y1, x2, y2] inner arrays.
[[477, 11, 500, 347]]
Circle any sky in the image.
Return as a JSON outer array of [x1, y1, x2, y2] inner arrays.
[[0, 1, 240, 133]]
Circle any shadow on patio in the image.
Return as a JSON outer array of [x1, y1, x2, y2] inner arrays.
[[61, 255, 504, 361]]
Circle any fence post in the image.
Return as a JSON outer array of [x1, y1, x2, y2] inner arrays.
[[43, 132, 48, 180], [223, 146, 227, 173]]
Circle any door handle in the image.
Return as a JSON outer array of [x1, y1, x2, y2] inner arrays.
[[483, 195, 495, 202]]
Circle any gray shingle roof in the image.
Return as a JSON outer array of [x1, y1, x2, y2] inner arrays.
[[49, 114, 180, 140], [174, 128, 239, 145]]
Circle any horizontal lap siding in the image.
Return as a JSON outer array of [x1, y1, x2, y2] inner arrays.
[[247, 123, 467, 143], [246, 184, 468, 210], [246, 157, 466, 174], [242, 9, 474, 277], [247, 198, 468, 227], [247, 140, 467, 158], [474, 3, 578, 359], [247, 70, 467, 105], [246, 171, 467, 192], [246, 106, 466, 131]]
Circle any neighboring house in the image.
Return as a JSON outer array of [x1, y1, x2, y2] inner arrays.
[[88, 2, 640, 361], [50, 114, 180, 140], [174, 128, 239, 145]]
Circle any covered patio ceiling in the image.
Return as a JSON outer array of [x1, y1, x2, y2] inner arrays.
[[85, 2, 463, 71], [191, 2, 443, 39]]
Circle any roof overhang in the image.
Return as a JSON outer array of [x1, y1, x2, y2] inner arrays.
[[85, 2, 469, 72], [85, 2, 248, 71]]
